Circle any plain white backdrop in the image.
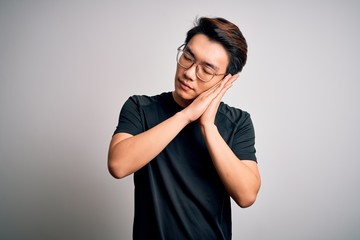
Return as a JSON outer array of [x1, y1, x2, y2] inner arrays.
[[1, 0, 359, 239]]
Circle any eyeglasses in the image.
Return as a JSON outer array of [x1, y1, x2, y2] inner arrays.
[[176, 44, 227, 82]]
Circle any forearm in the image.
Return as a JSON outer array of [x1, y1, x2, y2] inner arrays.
[[108, 111, 190, 178], [201, 124, 261, 208]]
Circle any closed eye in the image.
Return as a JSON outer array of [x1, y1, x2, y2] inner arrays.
[[185, 46, 220, 72], [199, 65, 216, 75], [183, 51, 194, 61]]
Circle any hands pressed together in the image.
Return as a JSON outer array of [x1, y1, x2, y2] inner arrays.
[[182, 74, 239, 127]]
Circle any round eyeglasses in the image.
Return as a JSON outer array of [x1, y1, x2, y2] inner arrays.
[[176, 44, 227, 82]]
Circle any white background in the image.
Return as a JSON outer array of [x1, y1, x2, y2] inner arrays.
[[1, 0, 359, 239]]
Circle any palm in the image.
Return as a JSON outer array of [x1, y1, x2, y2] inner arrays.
[[199, 74, 238, 125], [182, 74, 238, 124]]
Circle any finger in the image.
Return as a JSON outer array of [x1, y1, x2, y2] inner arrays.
[[205, 75, 235, 100], [202, 73, 238, 99], [223, 74, 238, 90], [225, 73, 239, 85], [214, 74, 238, 100], [202, 79, 225, 97]]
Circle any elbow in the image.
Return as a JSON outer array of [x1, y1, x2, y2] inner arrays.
[[108, 169, 124, 179], [235, 176, 261, 208], [237, 196, 257, 208], [108, 159, 130, 179], [232, 191, 259, 208], [108, 166, 128, 179]]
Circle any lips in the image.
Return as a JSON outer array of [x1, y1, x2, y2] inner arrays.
[[178, 79, 193, 90]]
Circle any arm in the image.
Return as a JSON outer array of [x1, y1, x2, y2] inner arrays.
[[199, 74, 261, 208], [201, 124, 261, 208], [108, 111, 190, 179], [108, 78, 228, 179], [108, 74, 261, 206]]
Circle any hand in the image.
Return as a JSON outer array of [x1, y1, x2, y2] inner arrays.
[[181, 74, 238, 123], [199, 74, 238, 127]]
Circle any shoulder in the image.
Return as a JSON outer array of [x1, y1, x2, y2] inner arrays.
[[127, 92, 171, 107], [218, 102, 252, 126]]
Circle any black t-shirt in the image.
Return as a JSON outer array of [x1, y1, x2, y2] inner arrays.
[[114, 92, 256, 240]]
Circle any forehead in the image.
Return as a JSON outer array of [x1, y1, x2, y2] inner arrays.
[[186, 34, 229, 70]]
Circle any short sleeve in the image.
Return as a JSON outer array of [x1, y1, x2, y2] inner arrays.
[[232, 113, 257, 162], [113, 96, 144, 136]]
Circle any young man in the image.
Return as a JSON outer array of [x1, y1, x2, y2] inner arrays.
[[108, 17, 260, 239]]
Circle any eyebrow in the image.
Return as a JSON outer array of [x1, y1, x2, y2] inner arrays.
[[185, 46, 219, 71]]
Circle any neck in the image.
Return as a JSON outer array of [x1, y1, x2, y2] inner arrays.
[[171, 91, 192, 108]]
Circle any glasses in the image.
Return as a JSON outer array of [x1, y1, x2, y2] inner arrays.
[[176, 44, 227, 82]]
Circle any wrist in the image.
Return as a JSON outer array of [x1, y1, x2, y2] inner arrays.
[[175, 111, 192, 125], [200, 122, 217, 135]]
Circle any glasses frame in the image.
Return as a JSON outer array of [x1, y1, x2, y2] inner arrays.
[[176, 44, 227, 82]]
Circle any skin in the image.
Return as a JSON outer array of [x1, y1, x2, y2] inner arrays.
[[108, 34, 261, 208]]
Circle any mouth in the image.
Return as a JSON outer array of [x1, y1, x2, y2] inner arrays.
[[178, 79, 193, 91]]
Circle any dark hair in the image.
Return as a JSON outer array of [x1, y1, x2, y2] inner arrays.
[[185, 17, 248, 74]]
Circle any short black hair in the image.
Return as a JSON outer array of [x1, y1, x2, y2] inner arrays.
[[185, 17, 248, 74]]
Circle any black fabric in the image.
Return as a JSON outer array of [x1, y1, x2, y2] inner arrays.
[[114, 92, 257, 240]]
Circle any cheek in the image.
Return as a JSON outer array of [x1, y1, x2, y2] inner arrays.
[[198, 80, 221, 93], [175, 65, 183, 77]]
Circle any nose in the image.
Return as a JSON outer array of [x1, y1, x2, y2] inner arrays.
[[183, 64, 197, 81]]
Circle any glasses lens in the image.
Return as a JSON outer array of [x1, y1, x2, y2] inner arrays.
[[176, 47, 216, 82], [177, 51, 193, 68], [196, 65, 215, 82]]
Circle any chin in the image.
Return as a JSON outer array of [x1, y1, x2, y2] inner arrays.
[[175, 87, 194, 99], [173, 89, 194, 107]]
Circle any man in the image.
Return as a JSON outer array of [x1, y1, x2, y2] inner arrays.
[[108, 17, 261, 239]]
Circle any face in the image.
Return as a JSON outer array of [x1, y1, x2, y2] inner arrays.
[[173, 34, 229, 107]]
